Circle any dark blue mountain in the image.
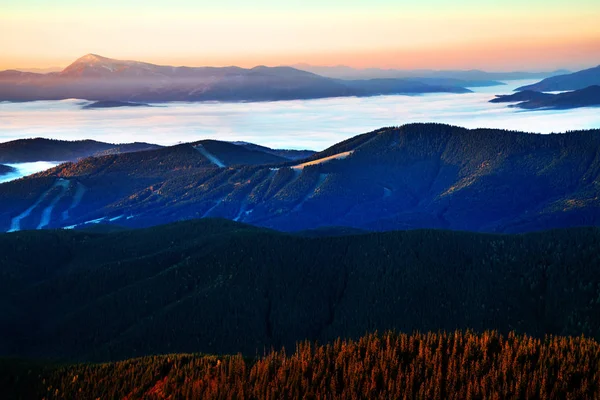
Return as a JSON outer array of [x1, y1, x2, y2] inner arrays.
[[0, 54, 471, 102], [516, 65, 600, 91], [491, 86, 600, 110], [2, 123, 599, 233], [0, 164, 15, 176], [0, 138, 162, 163]]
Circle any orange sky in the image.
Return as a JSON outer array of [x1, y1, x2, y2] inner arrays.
[[1, 0, 599, 71]]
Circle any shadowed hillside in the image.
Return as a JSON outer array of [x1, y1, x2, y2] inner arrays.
[[231, 141, 315, 161], [0, 164, 16, 176], [491, 86, 600, 110], [1, 219, 600, 362], [516, 65, 600, 92], [1, 123, 599, 233], [0, 138, 162, 163]]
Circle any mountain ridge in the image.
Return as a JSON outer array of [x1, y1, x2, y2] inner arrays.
[[1, 123, 599, 234], [491, 86, 600, 110], [291, 63, 570, 81], [516, 65, 600, 92], [0, 164, 16, 176], [0, 54, 475, 102], [0, 138, 162, 163]]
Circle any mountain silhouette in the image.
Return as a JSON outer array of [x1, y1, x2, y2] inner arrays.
[[516, 65, 600, 92], [1, 123, 599, 233], [0, 54, 472, 102]]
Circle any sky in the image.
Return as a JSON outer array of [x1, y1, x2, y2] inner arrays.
[[1, 0, 599, 71]]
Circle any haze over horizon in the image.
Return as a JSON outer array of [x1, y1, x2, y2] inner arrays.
[[1, 0, 599, 72], [6, 55, 587, 75]]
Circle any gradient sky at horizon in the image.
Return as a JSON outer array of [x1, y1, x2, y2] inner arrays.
[[1, 0, 599, 71]]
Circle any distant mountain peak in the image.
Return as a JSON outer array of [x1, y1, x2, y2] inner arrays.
[[59, 54, 155, 78], [61, 54, 119, 76], [66, 53, 117, 68], [77, 53, 108, 63], [2, 54, 476, 101]]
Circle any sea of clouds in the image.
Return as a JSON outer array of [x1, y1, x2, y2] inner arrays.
[[1, 80, 600, 150], [1, 79, 599, 183]]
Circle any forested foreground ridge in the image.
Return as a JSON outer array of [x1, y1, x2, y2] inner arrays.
[[2, 123, 600, 233], [2, 219, 600, 362], [2, 331, 600, 399]]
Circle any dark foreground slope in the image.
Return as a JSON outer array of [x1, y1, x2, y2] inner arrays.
[[2, 123, 599, 233], [3, 331, 599, 399], [294, 63, 567, 81], [1, 219, 600, 361]]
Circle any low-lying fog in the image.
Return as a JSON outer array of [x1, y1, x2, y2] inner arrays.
[[0, 79, 599, 183], [0, 162, 60, 184]]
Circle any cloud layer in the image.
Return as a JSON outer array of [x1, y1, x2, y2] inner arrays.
[[1, 81, 600, 152]]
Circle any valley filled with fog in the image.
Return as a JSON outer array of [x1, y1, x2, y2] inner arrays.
[[1, 79, 600, 183], [0, 161, 60, 184]]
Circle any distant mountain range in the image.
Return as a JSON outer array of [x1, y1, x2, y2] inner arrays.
[[1, 218, 600, 361], [81, 100, 152, 109], [0, 54, 478, 103], [1, 123, 599, 234], [491, 86, 600, 110], [291, 63, 569, 82], [0, 137, 313, 165], [516, 65, 600, 92], [0, 138, 162, 163]]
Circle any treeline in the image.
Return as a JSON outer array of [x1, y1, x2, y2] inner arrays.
[[3, 331, 599, 399]]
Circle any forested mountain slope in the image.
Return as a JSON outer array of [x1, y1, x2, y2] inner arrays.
[[1, 219, 599, 361], [1, 123, 599, 233]]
